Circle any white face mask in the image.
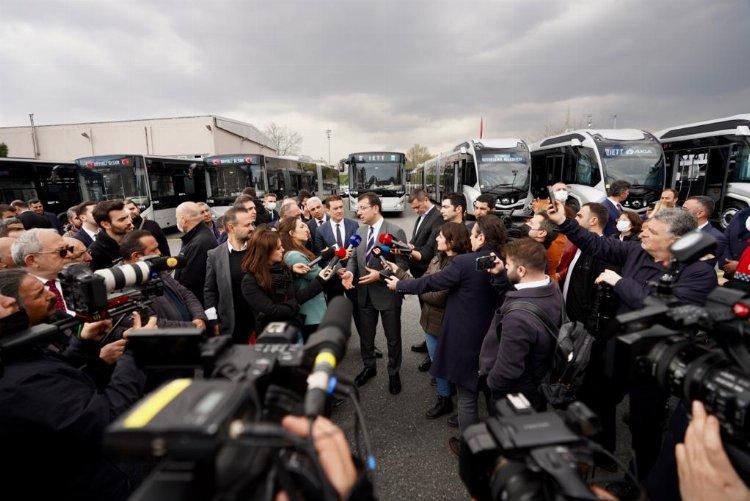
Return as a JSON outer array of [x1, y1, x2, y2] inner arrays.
[[616, 220, 631, 233], [554, 190, 569, 202], [745, 216, 750, 232], [265, 202, 277, 211]]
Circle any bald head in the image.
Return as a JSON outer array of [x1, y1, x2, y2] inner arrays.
[[0, 237, 17, 269], [175, 202, 202, 233]]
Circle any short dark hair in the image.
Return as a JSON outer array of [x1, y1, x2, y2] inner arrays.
[[324, 194, 343, 207], [582, 202, 609, 231], [537, 212, 559, 247], [475, 214, 507, 251], [0, 268, 29, 306], [504, 238, 547, 273], [119, 229, 153, 260], [0, 204, 16, 215], [439, 222, 471, 255], [298, 190, 312, 203], [409, 188, 429, 203], [687, 195, 715, 217], [663, 188, 679, 198], [93, 200, 125, 227], [29, 199, 41, 206], [475, 193, 496, 207], [264, 192, 277, 200], [242, 187, 257, 198], [608, 180, 631, 197], [75, 201, 97, 217], [223, 206, 248, 227], [622, 210, 643, 233], [358, 192, 382, 211], [444, 193, 467, 215], [233, 194, 254, 207], [11, 200, 27, 209]]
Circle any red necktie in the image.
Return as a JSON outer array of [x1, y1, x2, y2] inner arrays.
[[45, 280, 66, 312]]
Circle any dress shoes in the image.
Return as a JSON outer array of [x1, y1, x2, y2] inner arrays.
[[411, 340, 428, 353], [388, 374, 402, 395], [418, 355, 432, 372], [448, 436, 461, 457], [354, 367, 377, 387], [425, 396, 453, 419]]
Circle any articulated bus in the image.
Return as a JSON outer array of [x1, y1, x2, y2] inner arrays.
[[203, 154, 340, 215], [657, 114, 750, 228], [413, 139, 532, 217], [0, 158, 84, 214], [75, 154, 206, 230], [529, 129, 666, 213], [346, 152, 407, 212]]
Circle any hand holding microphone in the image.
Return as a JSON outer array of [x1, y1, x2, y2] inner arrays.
[[378, 233, 411, 252], [319, 248, 348, 281]]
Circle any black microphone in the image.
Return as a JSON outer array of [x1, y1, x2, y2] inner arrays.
[[308, 247, 336, 267], [303, 296, 353, 416]]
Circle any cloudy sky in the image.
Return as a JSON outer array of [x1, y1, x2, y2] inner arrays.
[[1, 0, 748, 162]]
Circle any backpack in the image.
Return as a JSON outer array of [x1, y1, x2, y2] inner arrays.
[[500, 299, 594, 408]]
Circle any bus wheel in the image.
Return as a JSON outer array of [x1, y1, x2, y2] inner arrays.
[[720, 201, 747, 229]]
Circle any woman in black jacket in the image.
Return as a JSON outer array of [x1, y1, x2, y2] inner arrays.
[[241, 226, 329, 339]]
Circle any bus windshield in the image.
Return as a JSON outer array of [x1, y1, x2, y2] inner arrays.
[[79, 164, 150, 205], [477, 149, 529, 192], [597, 141, 664, 189], [209, 165, 264, 198], [730, 144, 750, 182], [351, 163, 403, 190]]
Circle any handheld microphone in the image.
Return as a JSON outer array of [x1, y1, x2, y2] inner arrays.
[[303, 297, 353, 416], [308, 247, 336, 267], [320, 248, 348, 279], [371, 244, 394, 277], [378, 233, 411, 252], [344, 234, 362, 251]]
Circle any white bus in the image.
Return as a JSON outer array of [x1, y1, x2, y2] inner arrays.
[[414, 139, 532, 217], [346, 152, 406, 212], [657, 114, 750, 228], [529, 129, 666, 213]]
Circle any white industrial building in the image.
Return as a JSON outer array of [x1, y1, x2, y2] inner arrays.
[[0, 115, 277, 160]]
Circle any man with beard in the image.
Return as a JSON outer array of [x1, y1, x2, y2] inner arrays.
[[123, 199, 171, 257], [479, 237, 562, 410], [89, 200, 134, 270]]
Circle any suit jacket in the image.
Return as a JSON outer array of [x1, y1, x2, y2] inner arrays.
[[313, 218, 359, 254], [44, 212, 64, 234], [600, 198, 622, 236], [700, 223, 727, 268], [346, 218, 410, 310], [72, 227, 95, 248], [306, 215, 329, 251], [409, 206, 443, 278], [721, 206, 750, 264], [205, 243, 235, 336]]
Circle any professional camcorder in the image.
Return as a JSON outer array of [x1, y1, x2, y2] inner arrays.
[[104, 297, 374, 501], [459, 394, 607, 501]]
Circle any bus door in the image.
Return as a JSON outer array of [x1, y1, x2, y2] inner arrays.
[[673, 150, 708, 202]]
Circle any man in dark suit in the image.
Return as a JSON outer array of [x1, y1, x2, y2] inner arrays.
[[29, 199, 63, 234], [262, 192, 281, 224], [174, 202, 219, 306], [123, 199, 171, 257], [682, 196, 727, 268], [72, 201, 99, 248], [600, 180, 630, 236], [347, 192, 410, 394], [721, 206, 750, 277], [89, 200, 134, 270], [13, 201, 52, 231], [313, 195, 358, 254], [204, 206, 256, 342], [305, 196, 329, 249]]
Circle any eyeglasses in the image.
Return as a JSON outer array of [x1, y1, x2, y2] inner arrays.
[[35, 245, 74, 258], [356, 205, 372, 212]]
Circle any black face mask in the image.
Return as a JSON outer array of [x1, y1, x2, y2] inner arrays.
[[0, 309, 30, 336]]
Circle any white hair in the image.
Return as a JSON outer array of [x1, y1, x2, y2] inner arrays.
[[11, 228, 57, 267], [175, 202, 201, 220], [306, 196, 322, 207]]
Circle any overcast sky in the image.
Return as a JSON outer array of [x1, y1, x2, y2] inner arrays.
[[1, 0, 748, 162]]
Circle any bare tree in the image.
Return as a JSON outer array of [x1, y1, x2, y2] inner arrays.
[[0, 143, 7, 157], [263, 122, 303, 156], [532, 108, 587, 141], [405, 143, 434, 171]]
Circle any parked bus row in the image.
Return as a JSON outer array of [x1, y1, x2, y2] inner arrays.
[[0, 153, 340, 229], [408, 113, 749, 228]]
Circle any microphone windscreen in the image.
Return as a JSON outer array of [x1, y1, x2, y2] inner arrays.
[[348, 234, 362, 247], [318, 296, 353, 339]]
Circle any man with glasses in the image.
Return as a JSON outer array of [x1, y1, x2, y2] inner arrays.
[[10, 228, 74, 314], [64, 236, 92, 265], [347, 192, 409, 394]]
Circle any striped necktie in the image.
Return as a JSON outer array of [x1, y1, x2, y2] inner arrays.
[[366, 226, 375, 260]]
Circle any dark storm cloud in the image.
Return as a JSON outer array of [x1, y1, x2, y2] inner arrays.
[[1, 0, 748, 159]]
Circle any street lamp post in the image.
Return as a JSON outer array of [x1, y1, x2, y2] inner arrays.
[[326, 129, 332, 165]]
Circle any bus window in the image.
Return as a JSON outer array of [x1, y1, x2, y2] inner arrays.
[[730, 144, 750, 182], [462, 157, 477, 187], [574, 148, 600, 186]]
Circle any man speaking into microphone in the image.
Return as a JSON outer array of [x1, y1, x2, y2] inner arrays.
[[347, 192, 409, 395]]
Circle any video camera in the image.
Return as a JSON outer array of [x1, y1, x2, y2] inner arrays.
[[610, 230, 750, 480], [104, 297, 373, 501], [459, 394, 605, 501]]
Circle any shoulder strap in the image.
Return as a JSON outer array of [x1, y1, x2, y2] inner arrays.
[[501, 301, 559, 340]]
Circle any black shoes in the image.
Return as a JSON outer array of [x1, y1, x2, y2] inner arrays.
[[388, 374, 402, 395], [425, 396, 453, 419], [447, 414, 458, 428], [354, 367, 377, 387], [418, 355, 432, 372], [374, 347, 384, 359], [411, 341, 427, 353]]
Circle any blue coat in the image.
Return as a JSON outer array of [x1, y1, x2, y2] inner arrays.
[[722, 207, 750, 264], [600, 198, 622, 237], [313, 218, 359, 254], [558, 218, 718, 312], [700, 223, 727, 268], [395, 246, 505, 391]]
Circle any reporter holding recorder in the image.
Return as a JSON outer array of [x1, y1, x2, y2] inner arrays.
[[241, 226, 341, 338]]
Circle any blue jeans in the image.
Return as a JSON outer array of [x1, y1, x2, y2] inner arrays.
[[424, 332, 451, 397]]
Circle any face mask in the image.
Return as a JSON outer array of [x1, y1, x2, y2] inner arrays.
[[554, 190, 569, 202], [265, 202, 277, 211], [616, 220, 631, 232]]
